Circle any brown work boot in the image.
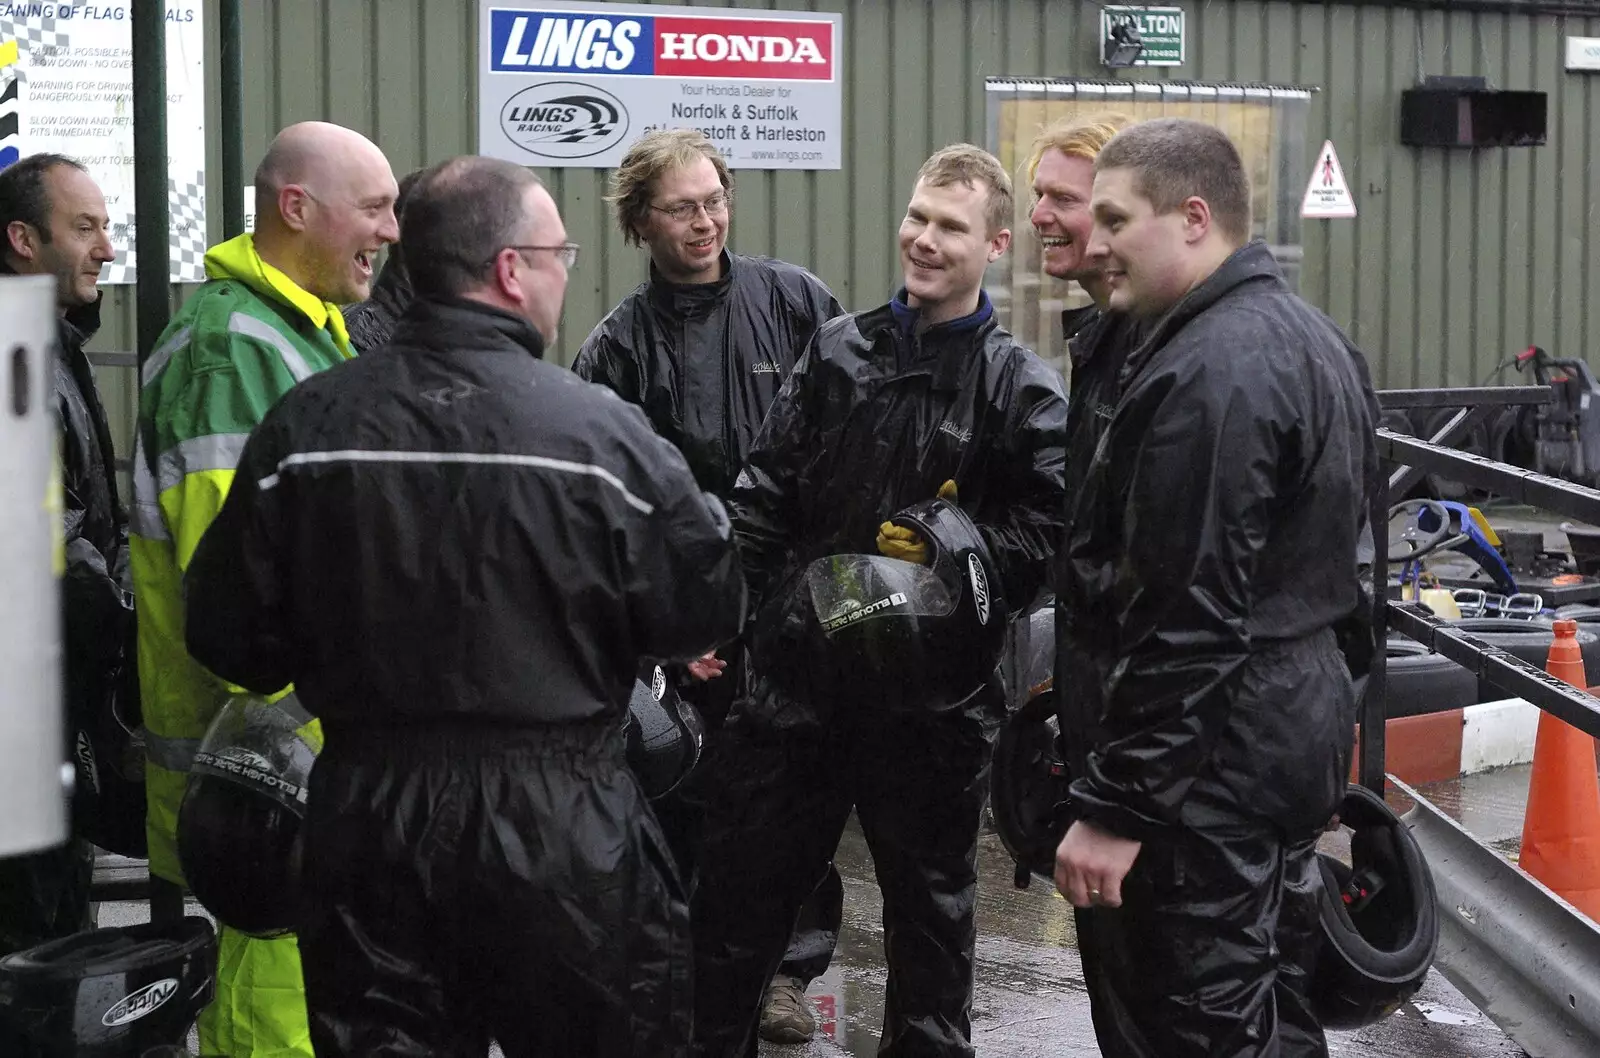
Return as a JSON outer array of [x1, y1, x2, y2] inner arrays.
[[758, 974, 817, 1044]]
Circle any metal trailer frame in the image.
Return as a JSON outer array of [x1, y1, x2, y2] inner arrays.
[[1372, 383, 1600, 1057]]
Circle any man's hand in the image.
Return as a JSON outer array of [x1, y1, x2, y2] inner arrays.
[[1054, 820, 1142, 908], [876, 480, 961, 564], [686, 652, 726, 682], [877, 522, 929, 564]]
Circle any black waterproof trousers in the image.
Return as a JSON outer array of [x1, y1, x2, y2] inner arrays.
[[298, 722, 691, 1058], [1076, 797, 1329, 1058], [691, 708, 992, 1058], [0, 838, 93, 957], [658, 654, 844, 989]]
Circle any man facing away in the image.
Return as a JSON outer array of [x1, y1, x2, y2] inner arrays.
[[183, 155, 745, 1057], [131, 120, 398, 1057], [1053, 117, 1380, 1058], [690, 144, 1068, 1058], [574, 127, 844, 1044]]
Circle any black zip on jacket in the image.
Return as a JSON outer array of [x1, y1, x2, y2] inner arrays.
[[573, 250, 842, 498], [184, 297, 747, 731]]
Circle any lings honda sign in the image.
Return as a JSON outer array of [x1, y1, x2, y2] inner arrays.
[[490, 11, 833, 79], [479, 1, 844, 170]]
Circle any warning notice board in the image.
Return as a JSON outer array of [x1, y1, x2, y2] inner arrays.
[[1302, 140, 1356, 219]]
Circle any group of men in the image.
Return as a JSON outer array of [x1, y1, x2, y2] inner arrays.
[[0, 105, 1378, 1058]]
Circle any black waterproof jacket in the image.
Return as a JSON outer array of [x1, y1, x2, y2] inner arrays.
[[1060, 241, 1380, 842], [1051, 305, 1139, 760], [731, 292, 1069, 725], [573, 250, 842, 497], [53, 294, 147, 858], [184, 297, 746, 731], [0, 278, 139, 948], [342, 251, 413, 356]]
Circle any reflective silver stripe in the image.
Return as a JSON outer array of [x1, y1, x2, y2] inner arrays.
[[262, 449, 655, 514], [128, 433, 170, 540], [156, 433, 253, 493], [144, 732, 202, 773], [228, 311, 313, 382], [141, 325, 192, 386]]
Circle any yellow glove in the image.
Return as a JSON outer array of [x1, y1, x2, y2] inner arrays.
[[876, 480, 960, 564], [877, 522, 929, 563]]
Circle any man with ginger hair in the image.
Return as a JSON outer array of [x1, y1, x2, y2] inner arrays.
[[131, 120, 398, 1056], [1053, 117, 1379, 1057], [689, 144, 1067, 1058]]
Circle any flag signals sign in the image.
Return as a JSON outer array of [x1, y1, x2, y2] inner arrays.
[[479, 1, 843, 170]]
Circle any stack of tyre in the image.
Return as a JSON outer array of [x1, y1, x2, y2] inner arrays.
[[1383, 614, 1600, 718]]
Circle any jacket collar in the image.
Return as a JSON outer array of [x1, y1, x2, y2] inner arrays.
[[0, 257, 102, 346], [1060, 304, 1098, 343], [204, 233, 352, 353], [398, 296, 547, 360], [863, 289, 997, 392], [646, 249, 736, 317], [1121, 239, 1285, 381]]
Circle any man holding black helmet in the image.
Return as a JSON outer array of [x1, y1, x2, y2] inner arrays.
[[689, 143, 1068, 1058]]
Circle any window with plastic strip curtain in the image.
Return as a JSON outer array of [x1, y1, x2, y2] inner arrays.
[[984, 79, 1313, 379]]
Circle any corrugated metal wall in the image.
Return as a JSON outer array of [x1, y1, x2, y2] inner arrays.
[[89, 0, 1600, 457]]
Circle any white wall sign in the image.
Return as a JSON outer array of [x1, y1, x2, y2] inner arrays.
[[1100, 6, 1186, 67], [0, 5, 207, 284], [1567, 37, 1600, 72], [1301, 140, 1356, 219], [478, 1, 843, 170]]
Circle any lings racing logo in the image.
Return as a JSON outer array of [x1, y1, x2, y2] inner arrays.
[[500, 81, 629, 159], [489, 10, 835, 82]]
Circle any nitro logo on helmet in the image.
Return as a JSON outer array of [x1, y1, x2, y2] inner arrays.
[[822, 592, 910, 633], [101, 978, 178, 1027], [489, 10, 835, 81], [651, 665, 668, 701], [967, 554, 991, 625]]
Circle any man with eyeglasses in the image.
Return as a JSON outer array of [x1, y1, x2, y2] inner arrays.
[[130, 119, 398, 1057], [182, 154, 743, 1057], [574, 127, 844, 1044]]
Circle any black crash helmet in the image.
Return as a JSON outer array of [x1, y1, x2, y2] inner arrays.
[[988, 602, 1074, 885], [624, 663, 706, 800], [1311, 783, 1440, 1029], [752, 498, 1007, 713], [176, 694, 319, 940], [0, 916, 215, 1058]]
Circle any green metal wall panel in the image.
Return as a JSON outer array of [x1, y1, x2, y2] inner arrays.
[[84, 0, 1600, 460]]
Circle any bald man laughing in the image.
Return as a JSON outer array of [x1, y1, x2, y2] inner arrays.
[[130, 120, 398, 1058]]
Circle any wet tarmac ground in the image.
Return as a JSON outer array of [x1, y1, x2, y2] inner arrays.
[[90, 776, 1537, 1058], [758, 814, 1530, 1058]]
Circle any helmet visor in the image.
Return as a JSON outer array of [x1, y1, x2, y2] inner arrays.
[[190, 694, 319, 814], [805, 554, 956, 637]]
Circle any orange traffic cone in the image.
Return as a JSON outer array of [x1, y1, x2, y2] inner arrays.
[[1519, 618, 1600, 920]]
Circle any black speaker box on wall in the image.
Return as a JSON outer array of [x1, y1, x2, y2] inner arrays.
[[1400, 87, 1548, 148]]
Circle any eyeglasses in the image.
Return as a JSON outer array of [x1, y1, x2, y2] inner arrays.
[[648, 193, 732, 224], [495, 243, 581, 269]]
